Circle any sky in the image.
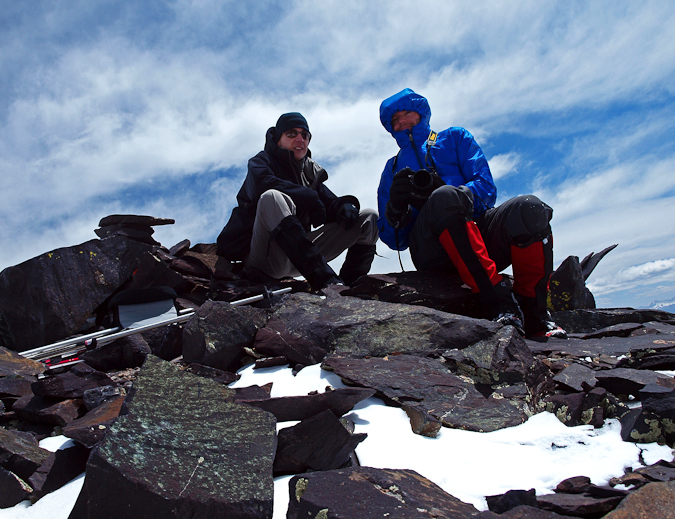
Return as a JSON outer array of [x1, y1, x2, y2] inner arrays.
[[1, 1, 675, 308], [2, 363, 673, 517]]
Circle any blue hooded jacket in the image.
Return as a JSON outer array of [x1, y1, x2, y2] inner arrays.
[[377, 88, 497, 250]]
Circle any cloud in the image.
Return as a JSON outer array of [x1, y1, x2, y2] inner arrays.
[[588, 258, 675, 296]]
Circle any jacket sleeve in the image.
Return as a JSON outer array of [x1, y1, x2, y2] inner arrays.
[[377, 157, 414, 250], [453, 129, 497, 217], [246, 154, 320, 211]]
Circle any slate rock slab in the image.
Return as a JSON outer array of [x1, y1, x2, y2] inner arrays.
[[551, 308, 675, 334], [0, 467, 33, 508], [69, 356, 276, 519], [323, 354, 528, 433], [12, 395, 84, 427], [548, 255, 595, 312], [537, 491, 624, 516], [287, 466, 479, 519], [0, 347, 44, 378], [62, 394, 126, 448], [0, 236, 156, 351], [31, 363, 116, 399], [595, 367, 675, 398], [273, 409, 366, 476], [81, 334, 151, 371], [241, 387, 375, 422], [28, 442, 90, 502], [253, 293, 501, 365], [0, 427, 51, 481], [182, 300, 269, 372], [604, 480, 675, 518], [552, 363, 598, 392]]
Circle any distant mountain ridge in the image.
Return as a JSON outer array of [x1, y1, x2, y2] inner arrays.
[[642, 296, 675, 313]]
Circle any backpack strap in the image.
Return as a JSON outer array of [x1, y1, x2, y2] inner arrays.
[[424, 130, 438, 173]]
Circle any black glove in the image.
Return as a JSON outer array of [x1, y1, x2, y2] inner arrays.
[[337, 202, 358, 230], [389, 167, 414, 211], [409, 169, 446, 210], [385, 200, 412, 230], [309, 199, 326, 227]]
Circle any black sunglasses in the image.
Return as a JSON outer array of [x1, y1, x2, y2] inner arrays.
[[284, 129, 311, 141]]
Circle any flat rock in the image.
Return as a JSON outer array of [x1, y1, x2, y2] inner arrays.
[[537, 491, 623, 516], [551, 308, 675, 334], [62, 394, 126, 448], [253, 293, 501, 366], [273, 409, 366, 476], [552, 363, 598, 392], [98, 215, 175, 227], [603, 480, 675, 518], [82, 334, 151, 371], [0, 377, 34, 398], [31, 363, 116, 399], [241, 387, 375, 422], [0, 427, 51, 481], [287, 466, 479, 518], [69, 356, 276, 519], [486, 488, 538, 513], [182, 300, 269, 372], [595, 367, 675, 398], [0, 347, 43, 378], [323, 354, 528, 433], [0, 467, 33, 508], [12, 395, 84, 427], [28, 442, 90, 502]]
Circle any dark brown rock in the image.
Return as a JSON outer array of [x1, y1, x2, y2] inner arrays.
[[182, 300, 269, 372], [141, 323, 183, 361], [12, 395, 84, 426], [548, 255, 595, 312], [0, 377, 34, 398], [184, 363, 240, 385], [570, 322, 644, 339], [595, 367, 675, 399], [323, 354, 528, 433], [537, 491, 623, 516], [0, 236, 158, 351], [490, 505, 567, 518], [31, 363, 116, 399], [168, 239, 191, 257], [273, 409, 366, 476], [552, 363, 597, 392], [81, 334, 151, 371], [69, 356, 275, 519], [287, 466, 479, 519], [0, 427, 51, 481], [0, 467, 33, 508], [486, 488, 538, 513], [98, 215, 175, 227], [253, 292, 501, 365], [82, 385, 124, 411], [241, 387, 375, 422], [555, 476, 592, 494], [551, 308, 675, 334], [634, 462, 675, 482], [28, 442, 90, 502], [0, 347, 44, 378], [62, 394, 126, 448], [604, 480, 675, 518]]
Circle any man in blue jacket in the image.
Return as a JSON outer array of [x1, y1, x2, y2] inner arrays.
[[218, 112, 378, 290], [377, 88, 565, 340]]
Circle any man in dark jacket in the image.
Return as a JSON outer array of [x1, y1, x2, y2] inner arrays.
[[218, 112, 378, 290], [377, 89, 565, 340]]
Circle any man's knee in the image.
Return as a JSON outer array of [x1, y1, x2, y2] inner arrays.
[[427, 185, 474, 219], [505, 195, 553, 244], [357, 208, 379, 245], [257, 189, 295, 213]]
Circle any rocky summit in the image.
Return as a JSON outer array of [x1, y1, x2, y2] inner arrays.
[[1, 216, 675, 517]]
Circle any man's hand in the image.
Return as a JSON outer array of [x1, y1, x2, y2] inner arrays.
[[337, 202, 358, 230], [385, 200, 412, 230], [389, 167, 414, 211], [409, 169, 445, 210], [309, 199, 326, 227]]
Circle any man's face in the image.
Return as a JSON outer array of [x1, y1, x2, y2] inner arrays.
[[277, 128, 311, 160], [391, 110, 421, 132]]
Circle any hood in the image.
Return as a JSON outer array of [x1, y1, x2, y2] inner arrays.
[[379, 88, 432, 148]]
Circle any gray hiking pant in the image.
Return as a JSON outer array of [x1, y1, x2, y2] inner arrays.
[[245, 189, 379, 279]]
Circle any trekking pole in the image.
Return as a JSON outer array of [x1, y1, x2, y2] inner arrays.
[[20, 286, 293, 365]]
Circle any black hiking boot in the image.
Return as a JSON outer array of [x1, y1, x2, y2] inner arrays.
[[339, 243, 377, 286], [274, 215, 343, 291], [485, 280, 524, 332], [517, 295, 567, 341]]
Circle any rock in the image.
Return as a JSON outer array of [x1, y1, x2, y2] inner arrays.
[[543, 387, 624, 427], [478, 506, 567, 518], [287, 466, 479, 519], [168, 239, 191, 257], [552, 363, 597, 392], [98, 215, 175, 228], [640, 384, 675, 419], [31, 363, 116, 399], [548, 255, 595, 312], [141, 323, 183, 361], [595, 367, 675, 399], [82, 334, 151, 371], [28, 442, 90, 502], [69, 356, 276, 519], [551, 308, 675, 334], [555, 476, 592, 494], [12, 395, 84, 427], [0, 427, 51, 481], [579, 245, 618, 280], [82, 385, 125, 411], [537, 491, 624, 516], [620, 407, 675, 446], [323, 354, 529, 433], [0, 347, 44, 378], [63, 394, 126, 448], [183, 363, 240, 385], [182, 300, 269, 372], [486, 489, 538, 513], [634, 461, 675, 482], [0, 376, 34, 398], [253, 292, 501, 365], [240, 387, 375, 422], [603, 480, 675, 518], [570, 322, 644, 339], [273, 409, 366, 476], [0, 467, 33, 508], [341, 271, 470, 315], [0, 236, 159, 351], [443, 326, 542, 385]]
